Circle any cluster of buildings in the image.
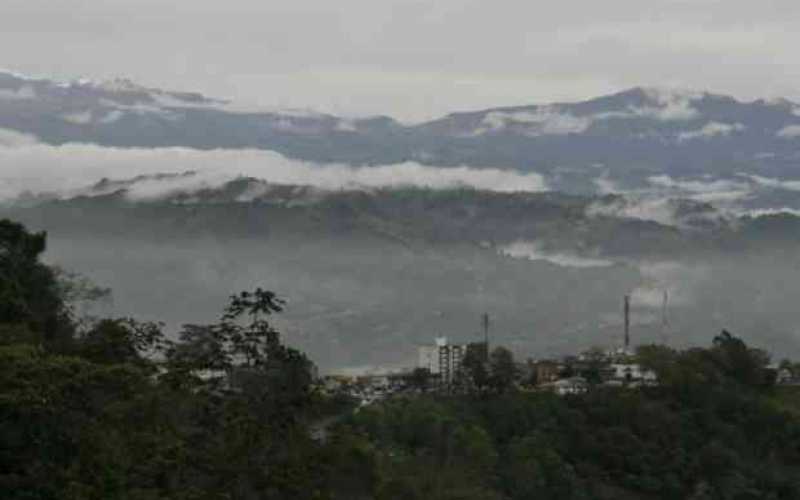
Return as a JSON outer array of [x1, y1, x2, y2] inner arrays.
[[319, 300, 660, 401], [775, 364, 800, 386], [315, 371, 408, 406], [413, 332, 659, 395], [523, 350, 658, 395], [315, 298, 800, 403], [315, 337, 660, 406]]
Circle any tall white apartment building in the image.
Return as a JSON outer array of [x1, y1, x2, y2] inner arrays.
[[418, 337, 467, 386]]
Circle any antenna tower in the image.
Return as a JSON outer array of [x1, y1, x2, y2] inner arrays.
[[482, 312, 490, 361], [661, 290, 670, 345], [624, 295, 631, 352]]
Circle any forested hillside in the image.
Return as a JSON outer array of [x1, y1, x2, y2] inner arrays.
[[7, 183, 800, 369]]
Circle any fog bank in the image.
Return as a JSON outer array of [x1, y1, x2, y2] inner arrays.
[[0, 141, 548, 202]]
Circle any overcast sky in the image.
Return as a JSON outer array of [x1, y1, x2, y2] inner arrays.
[[2, 0, 799, 121]]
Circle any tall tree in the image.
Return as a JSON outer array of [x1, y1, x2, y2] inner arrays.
[[0, 219, 68, 343], [711, 330, 773, 388], [461, 342, 490, 394], [409, 367, 432, 393], [488, 346, 517, 394]]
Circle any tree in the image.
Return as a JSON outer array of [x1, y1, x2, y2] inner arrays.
[[489, 346, 517, 394], [167, 288, 290, 374], [0, 219, 69, 343], [223, 288, 286, 367], [711, 330, 772, 388], [77, 318, 167, 367], [636, 344, 678, 382], [409, 367, 432, 393], [460, 342, 490, 394], [53, 267, 112, 327], [166, 288, 313, 417], [451, 424, 498, 475]]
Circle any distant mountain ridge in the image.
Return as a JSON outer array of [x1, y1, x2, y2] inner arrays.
[[10, 173, 800, 258], [3, 71, 800, 185]]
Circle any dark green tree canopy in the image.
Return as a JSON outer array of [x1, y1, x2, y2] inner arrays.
[[0, 219, 67, 343]]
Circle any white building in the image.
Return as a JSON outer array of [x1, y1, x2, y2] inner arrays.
[[418, 337, 467, 386], [544, 376, 588, 396], [609, 363, 657, 386]]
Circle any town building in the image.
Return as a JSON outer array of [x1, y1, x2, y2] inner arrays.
[[418, 336, 467, 386], [609, 363, 657, 386], [533, 360, 562, 384], [542, 376, 589, 395]]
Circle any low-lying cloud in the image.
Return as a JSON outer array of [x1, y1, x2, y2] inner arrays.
[[0, 128, 38, 147], [777, 125, 800, 138], [0, 140, 549, 202], [586, 196, 691, 227], [477, 108, 591, 136], [0, 85, 36, 100], [647, 175, 753, 206], [738, 207, 800, 218], [743, 174, 800, 192], [473, 89, 702, 137], [587, 172, 800, 226], [500, 241, 615, 268], [648, 175, 748, 195], [632, 261, 704, 309], [677, 122, 745, 142]]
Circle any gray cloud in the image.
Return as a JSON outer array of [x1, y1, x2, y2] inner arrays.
[[2, 1, 800, 121]]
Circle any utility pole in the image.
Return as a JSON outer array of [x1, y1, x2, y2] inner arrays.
[[624, 295, 631, 352], [661, 290, 669, 345]]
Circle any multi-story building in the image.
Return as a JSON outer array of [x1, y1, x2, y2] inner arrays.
[[533, 360, 563, 384], [608, 363, 658, 386], [418, 337, 467, 386]]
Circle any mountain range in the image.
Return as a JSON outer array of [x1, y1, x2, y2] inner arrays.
[[5, 70, 800, 370], [3, 70, 800, 191]]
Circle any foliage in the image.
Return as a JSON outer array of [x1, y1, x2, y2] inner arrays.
[[2, 219, 800, 499], [347, 334, 800, 500], [459, 342, 489, 393], [0, 219, 336, 499], [488, 346, 516, 394], [0, 219, 69, 344], [408, 367, 432, 392], [53, 266, 112, 324]]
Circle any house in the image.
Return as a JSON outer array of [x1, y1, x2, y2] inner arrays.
[[316, 375, 357, 395], [777, 368, 793, 385], [542, 376, 589, 396], [533, 360, 562, 384], [358, 374, 391, 392], [608, 363, 657, 386]]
